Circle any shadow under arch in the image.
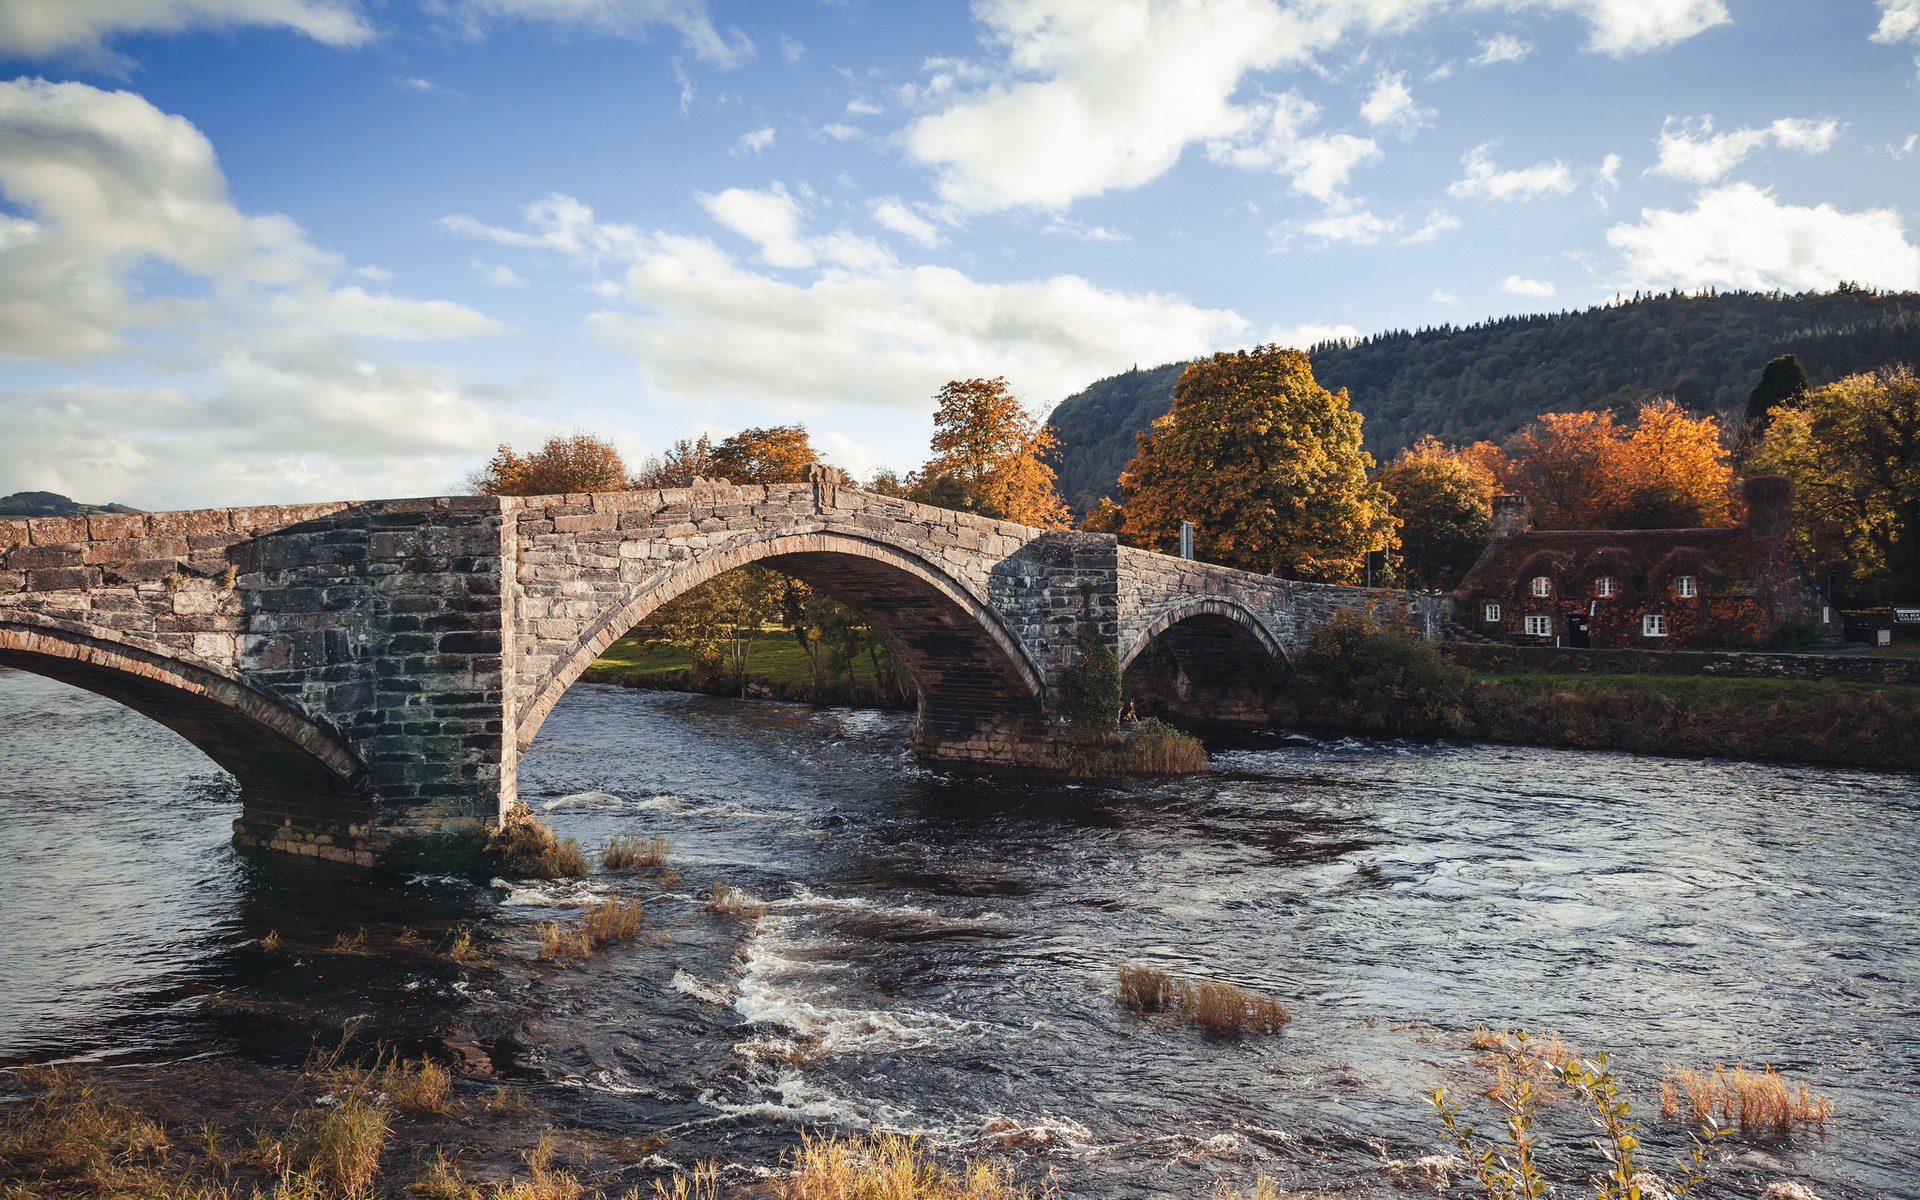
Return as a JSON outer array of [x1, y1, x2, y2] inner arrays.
[[0, 619, 376, 864], [513, 530, 1050, 760], [1120, 599, 1293, 727]]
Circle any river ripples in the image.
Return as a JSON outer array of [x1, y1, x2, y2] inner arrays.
[[2, 667, 1916, 1197]]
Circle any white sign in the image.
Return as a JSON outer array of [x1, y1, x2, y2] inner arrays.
[[1893, 608, 1920, 623]]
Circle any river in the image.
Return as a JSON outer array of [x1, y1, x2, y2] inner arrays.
[[1, 665, 1915, 1197]]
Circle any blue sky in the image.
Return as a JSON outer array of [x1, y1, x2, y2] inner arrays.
[[2, 0, 1917, 509]]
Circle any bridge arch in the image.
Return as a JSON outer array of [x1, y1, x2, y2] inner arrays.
[[513, 528, 1050, 761], [1120, 598, 1293, 728], [0, 619, 376, 864]]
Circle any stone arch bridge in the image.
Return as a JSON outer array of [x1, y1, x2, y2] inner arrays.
[[0, 481, 1443, 866]]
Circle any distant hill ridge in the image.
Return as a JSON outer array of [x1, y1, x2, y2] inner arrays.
[[1045, 288, 1920, 509], [0, 491, 142, 518]]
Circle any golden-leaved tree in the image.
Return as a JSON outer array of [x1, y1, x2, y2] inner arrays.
[[911, 377, 1071, 528], [1374, 436, 1497, 590], [709, 425, 818, 484], [1116, 345, 1395, 583], [471, 434, 628, 497]]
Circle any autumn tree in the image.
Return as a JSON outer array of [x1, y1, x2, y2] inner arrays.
[[632, 435, 717, 488], [910, 377, 1071, 528], [709, 425, 818, 484], [1498, 402, 1733, 530], [1374, 437, 1497, 590], [643, 566, 788, 693], [1117, 345, 1396, 583], [471, 433, 628, 497], [1752, 365, 1920, 600]]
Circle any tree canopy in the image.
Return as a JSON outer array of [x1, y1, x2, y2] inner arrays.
[[1374, 437, 1496, 589], [1491, 400, 1733, 530], [709, 425, 818, 484], [1116, 345, 1395, 584], [471, 433, 628, 497], [908, 377, 1071, 528]]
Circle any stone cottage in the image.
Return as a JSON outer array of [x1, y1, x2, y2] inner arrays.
[[1454, 475, 1838, 650]]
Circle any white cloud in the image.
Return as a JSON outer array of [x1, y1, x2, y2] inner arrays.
[[817, 123, 863, 141], [870, 199, 944, 248], [1893, 134, 1919, 160], [1607, 182, 1920, 292], [0, 78, 534, 507], [1284, 210, 1397, 246], [1431, 288, 1459, 303], [779, 33, 803, 61], [698, 184, 814, 267], [1499, 274, 1556, 296], [0, 0, 371, 58], [353, 264, 394, 281], [1649, 115, 1843, 183], [1447, 143, 1577, 201], [1596, 152, 1622, 189], [1874, 0, 1920, 44], [1400, 210, 1462, 243], [845, 98, 885, 116], [1472, 32, 1532, 63], [899, 0, 1726, 213], [1044, 217, 1128, 241], [1264, 321, 1360, 349], [730, 125, 775, 157], [433, 0, 749, 65], [1359, 71, 1433, 135], [475, 261, 528, 287], [1207, 91, 1380, 207], [445, 191, 1251, 416]]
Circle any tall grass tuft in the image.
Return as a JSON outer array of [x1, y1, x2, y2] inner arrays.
[[293, 1097, 388, 1196], [381, 1056, 454, 1117], [601, 834, 670, 871], [490, 806, 590, 879], [774, 1130, 1032, 1200], [537, 921, 592, 962], [582, 897, 643, 945], [1115, 964, 1290, 1035], [0, 1067, 170, 1193], [700, 880, 767, 918], [1660, 1064, 1833, 1137], [1121, 718, 1209, 774], [410, 1136, 592, 1199]]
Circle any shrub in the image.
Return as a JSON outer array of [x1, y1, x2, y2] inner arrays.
[[1294, 608, 1470, 736], [490, 807, 590, 879], [1057, 598, 1122, 740]]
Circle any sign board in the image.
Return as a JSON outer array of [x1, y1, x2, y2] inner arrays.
[[1893, 608, 1920, 624]]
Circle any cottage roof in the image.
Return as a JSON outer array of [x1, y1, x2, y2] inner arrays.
[[1457, 525, 1777, 598]]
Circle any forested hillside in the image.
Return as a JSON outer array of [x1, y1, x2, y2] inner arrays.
[[1046, 288, 1920, 509]]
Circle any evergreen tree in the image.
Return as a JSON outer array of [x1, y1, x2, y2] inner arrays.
[[1746, 354, 1811, 429]]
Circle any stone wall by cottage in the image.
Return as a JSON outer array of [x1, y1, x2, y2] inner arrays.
[[2, 481, 1444, 866]]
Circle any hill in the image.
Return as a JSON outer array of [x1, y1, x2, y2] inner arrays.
[[0, 491, 142, 518], [1045, 288, 1920, 509]]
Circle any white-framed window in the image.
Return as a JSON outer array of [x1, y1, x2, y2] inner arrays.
[[1483, 602, 1502, 623], [1675, 575, 1698, 598], [1643, 613, 1668, 637], [1524, 614, 1553, 637], [1594, 576, 1616, 597], [1530, 575, 1552, 597]]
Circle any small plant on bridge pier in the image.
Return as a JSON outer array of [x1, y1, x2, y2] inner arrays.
[[1057, 585, 1122, 743], [490, 805, 590, 879]]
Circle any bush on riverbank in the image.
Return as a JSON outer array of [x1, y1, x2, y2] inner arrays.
[[1293, 609, 1471, 737]]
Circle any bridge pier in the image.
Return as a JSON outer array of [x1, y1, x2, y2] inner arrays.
[[1, 485, 1448, 869]]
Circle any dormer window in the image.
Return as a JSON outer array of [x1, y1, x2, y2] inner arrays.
[[1675, 575, 1698, 598], [1594, 576, 1616, 598], [1530, 576, 1552, 597]]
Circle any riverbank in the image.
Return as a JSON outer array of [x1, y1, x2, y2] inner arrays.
[[582, 634, 915, 710]]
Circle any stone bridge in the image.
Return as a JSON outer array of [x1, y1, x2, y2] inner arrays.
[[0, 481, 1444, 867]]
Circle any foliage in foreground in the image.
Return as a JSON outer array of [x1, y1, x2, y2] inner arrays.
[[1292, 608, 1471, 736]]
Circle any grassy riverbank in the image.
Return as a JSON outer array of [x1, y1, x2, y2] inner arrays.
[[582, 634, 914, 709]]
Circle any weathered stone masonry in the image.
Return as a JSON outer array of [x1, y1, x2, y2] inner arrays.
[[1, 483, 1445, 866]]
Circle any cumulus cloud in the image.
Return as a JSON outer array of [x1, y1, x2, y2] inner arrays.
[[0, 0, 371, 58], [1874, 0, 1920, 45], [1401, 210, 1462, 243], [1472, 32, 1532, 63], [899, 0, 1728, 213], [1447, 143, 1578, 201], [1265, 321, 1361, 348], [444, 191, 1250, 415], [870, 199, 945, 248], [730, 125, 775, 157], [1499, 274, 1556, 296], [0, 78, 535, 507], [1607, 182, 1920, 292], [1359, 71, 1433, 135], [1649, 114, 1842, 182], [1207, 91, 1380, 207], [1280, 209, 1397, 246]]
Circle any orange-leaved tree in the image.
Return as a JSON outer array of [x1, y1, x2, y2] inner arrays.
[[1616, 398, 1735, 528], [1500, 401, 1732, 530], [709, 425, 819, 484], [1374, 436, 1499, 589], [1117, 345, 1396, 583], [911, 377, 1071, 528], [471, 433, 628, 497]]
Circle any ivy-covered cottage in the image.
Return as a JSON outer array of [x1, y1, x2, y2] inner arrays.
[[1454, 475, 1838, 650]]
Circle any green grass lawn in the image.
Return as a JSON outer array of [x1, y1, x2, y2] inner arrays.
[[589, 632, 893, 689], [1472, 670, 1920, 703]]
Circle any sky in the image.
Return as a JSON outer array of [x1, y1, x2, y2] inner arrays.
[[1, 0, 1917, 510]]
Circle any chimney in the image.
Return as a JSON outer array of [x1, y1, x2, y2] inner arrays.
[[1742, 474, 1791, 540], [1490, 494, 1532, 540]]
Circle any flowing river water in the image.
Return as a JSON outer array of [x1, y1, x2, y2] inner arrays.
[[2, 665, 1917, 1197]]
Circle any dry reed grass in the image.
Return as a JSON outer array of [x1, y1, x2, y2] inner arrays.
[[491, 807, 591, 879], [582, 898, 643, 945], [1115, 965, 1290, 1035], [408, 1137, 603, 1200], [1211, 1178, 1342, 1200], [447, 927, 477, 963], [600, 835, 670, 872], [775, 1131, 1033, 1200], [330, 929, 366, 954], [260, 930, 282, 950], [536, 921, 592, 962], [382, 1057, 454, 1117], [1122, 718, 1209, 774], [1659, 1064, 1833, 1137], [700, 881, 767, 918], [0, 1066, 171, 1194]]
